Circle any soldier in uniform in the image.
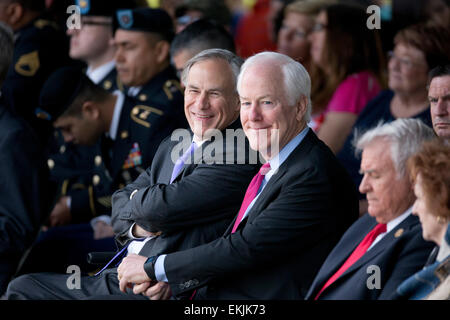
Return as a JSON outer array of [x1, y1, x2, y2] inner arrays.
[[113, 7, 185, 115], [46, 8, 186, 231], [48, 0, 141, 228], [0, 0, 73, 146]]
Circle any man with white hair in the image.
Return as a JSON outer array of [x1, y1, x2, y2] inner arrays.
[[114, 51, 359, 300], [306, 118, 436, 300]]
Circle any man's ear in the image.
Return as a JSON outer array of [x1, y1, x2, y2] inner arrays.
[[155, 40, 170, 64], [81, 101, 100, 120], [234, 95, 241, 112], [6, 2, 24, 27], [296, 95, 308, 122]]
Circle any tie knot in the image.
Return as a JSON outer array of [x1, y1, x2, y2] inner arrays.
[[260, 162, 271, 175], [373, 223, 387, 236]]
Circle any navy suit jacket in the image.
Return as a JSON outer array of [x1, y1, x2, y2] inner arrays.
[[163, 130, 359, 299], [305, 213, 435, 300]]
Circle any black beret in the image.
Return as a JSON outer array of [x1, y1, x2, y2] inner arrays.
[[113, 8, 174, 42], [36, 67, 88, 122], [75, 0, 137, 17]]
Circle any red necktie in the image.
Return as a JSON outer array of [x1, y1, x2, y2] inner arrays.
[[315, 223, 387, 300], [231, 163, 271, 233]]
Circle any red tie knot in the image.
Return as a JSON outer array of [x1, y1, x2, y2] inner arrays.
[[260, 162, 271, 176], [373, 223, 387, 235]]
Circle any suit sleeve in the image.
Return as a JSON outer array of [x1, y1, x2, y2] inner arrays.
[[0, 127, 46, 257], [164, 164, 348, 296], [111, 167, 154, 245], [378, 228, 434, 300], [111, 138, 258, 241]]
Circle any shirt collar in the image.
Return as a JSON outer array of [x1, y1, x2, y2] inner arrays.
[[108, 90, 125, 140], [128, 86, 142, 97], [265, 126, 310, 180], [387, 207, 412, 233], [86, 61, 115, 85]]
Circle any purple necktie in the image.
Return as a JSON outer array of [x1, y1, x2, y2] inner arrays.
[[170, 142, 197, 183]]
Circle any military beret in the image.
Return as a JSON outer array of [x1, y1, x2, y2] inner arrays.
[[36, 67, 88, 121], [75, 0, 137, 17], [113, 8, 174, 42]]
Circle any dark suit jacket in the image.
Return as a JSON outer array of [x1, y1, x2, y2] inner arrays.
[[111, 118, 261, 257], [305, 213, 435, 300], [163, 129, 359, 300], [0, 98, 53, 293]]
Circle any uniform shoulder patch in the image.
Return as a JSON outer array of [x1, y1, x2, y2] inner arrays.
[[15, 51, 40, 77], [34, 19, 59, 30], [163, 79, 183, 100], [131, 105, 164, 128]]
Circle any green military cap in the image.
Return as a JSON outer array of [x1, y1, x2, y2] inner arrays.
[[113, 7, 175, 42]]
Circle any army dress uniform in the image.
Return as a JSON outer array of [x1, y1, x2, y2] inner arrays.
[[1, 12, 73, 145], [48, 90, 186, 222]]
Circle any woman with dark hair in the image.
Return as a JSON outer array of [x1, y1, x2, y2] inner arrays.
[[308, 3, 385, 154], [396, 139, 450, 300], [337, 22, 450, 216]]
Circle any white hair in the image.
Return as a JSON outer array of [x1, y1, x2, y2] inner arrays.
[[354, 118, 436, 178], [236, 51, 312, 122]]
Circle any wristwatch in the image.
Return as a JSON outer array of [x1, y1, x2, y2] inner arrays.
[[143, 255, 159, 280]]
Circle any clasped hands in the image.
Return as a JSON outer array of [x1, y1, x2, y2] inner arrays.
[[117, 254, 171, 300]]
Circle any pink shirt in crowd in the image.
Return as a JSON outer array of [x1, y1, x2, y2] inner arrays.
[[311, 71, 381, 132]]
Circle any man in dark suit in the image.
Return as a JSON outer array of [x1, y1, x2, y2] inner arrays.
[[306, 118, 436, 300], [6, 49, 260, 299], [113, 51, 359, 300], [0, 21, 53, 295]]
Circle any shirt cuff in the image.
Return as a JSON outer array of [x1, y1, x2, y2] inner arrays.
[[90, 215, 112, 229], [155, 254, 168, 282]]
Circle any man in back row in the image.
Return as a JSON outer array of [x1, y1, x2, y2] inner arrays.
[[428, 65, 450, 143], [46, 7, 186, 228]]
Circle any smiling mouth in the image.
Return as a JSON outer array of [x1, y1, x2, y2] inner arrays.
[[192, 113, 214, 120]]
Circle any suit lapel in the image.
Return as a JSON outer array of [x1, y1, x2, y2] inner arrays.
[[231, 129, 318, 234], [342, 214, 416, 277]]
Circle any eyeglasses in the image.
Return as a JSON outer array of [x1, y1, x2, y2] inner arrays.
[[311, 22, 327, 33], [387, 51, 426, 69]]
